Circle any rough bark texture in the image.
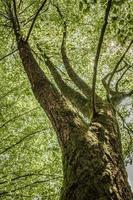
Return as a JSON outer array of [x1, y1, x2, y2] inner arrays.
[[60, 108, 133, 200], [16, 38, 133, 200]]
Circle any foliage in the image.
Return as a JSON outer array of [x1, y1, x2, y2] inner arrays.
[[0, 0, 133, 199]]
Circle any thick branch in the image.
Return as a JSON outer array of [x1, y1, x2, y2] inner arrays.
[[37, 46, 89, 117], [13, 37, 79, 146], [61, 27, 93, 98], [9, 1, 82, 145], [92, 0, 112, 114], [55, 5, 94, 99]]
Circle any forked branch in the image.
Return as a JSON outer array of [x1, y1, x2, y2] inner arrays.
[[115, 62, 132, 92], [55, 5, 95, 99], [102, 41, 133, 107], [37, 45, 89, 117], [108, 40, 133, 86]]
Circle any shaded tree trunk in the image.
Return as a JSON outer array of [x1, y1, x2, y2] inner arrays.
[[16, 38, 133, 200], [60, 111, 132, 200]]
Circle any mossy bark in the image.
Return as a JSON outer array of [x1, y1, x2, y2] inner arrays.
[[60, 110, 133, 200], [16, 38, 133, 200]]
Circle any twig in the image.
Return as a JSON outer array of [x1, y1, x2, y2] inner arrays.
[[103, 61, 129, 81], [92, 0, 112, 114], [0, 172, 60, 185], [115, 63, 132, 92], [0, 49, 18, 62], [108, 40, 133, 86], [0, 11, 9, 19], [0, 107, 39, 128], [102, 59, 130, 96], [0, 128, 46, 155], [0, 86, 20, 100], [19, 1, 35, 14], [0, 177, 62, 196], [22, 6, 49, 27], [18, 0, 23, 10]]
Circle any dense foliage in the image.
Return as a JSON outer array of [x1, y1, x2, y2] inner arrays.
[[0, 0, 133, 199]]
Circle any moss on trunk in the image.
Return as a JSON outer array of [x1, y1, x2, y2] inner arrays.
[[60, 111, 133, 200], [16, 38, 133, 200]]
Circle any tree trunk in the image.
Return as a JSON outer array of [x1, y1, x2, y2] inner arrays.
[[16, 39, 133, 200], [60, 109, 133, 200]]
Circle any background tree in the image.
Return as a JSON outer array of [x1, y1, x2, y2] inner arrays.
[[0, 0, 133, 199]]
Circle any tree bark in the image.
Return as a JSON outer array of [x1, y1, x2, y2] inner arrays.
[[60, 108, 133, 200], [17, 39, 133, 200]]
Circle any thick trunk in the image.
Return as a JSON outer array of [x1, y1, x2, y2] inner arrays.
[[60, 109, 133, 200], [16, 39, 132, 200]]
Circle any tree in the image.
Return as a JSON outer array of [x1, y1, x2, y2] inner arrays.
[[0, 0, 133, 199]]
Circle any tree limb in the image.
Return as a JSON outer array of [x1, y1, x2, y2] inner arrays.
[[108, 40, 133, 86], [92, 0, 112, 114], [37, 45, 90, 117], [26, 0, 47, 41], [7, 4, 85, 146], [55, 5, 94, 99]]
